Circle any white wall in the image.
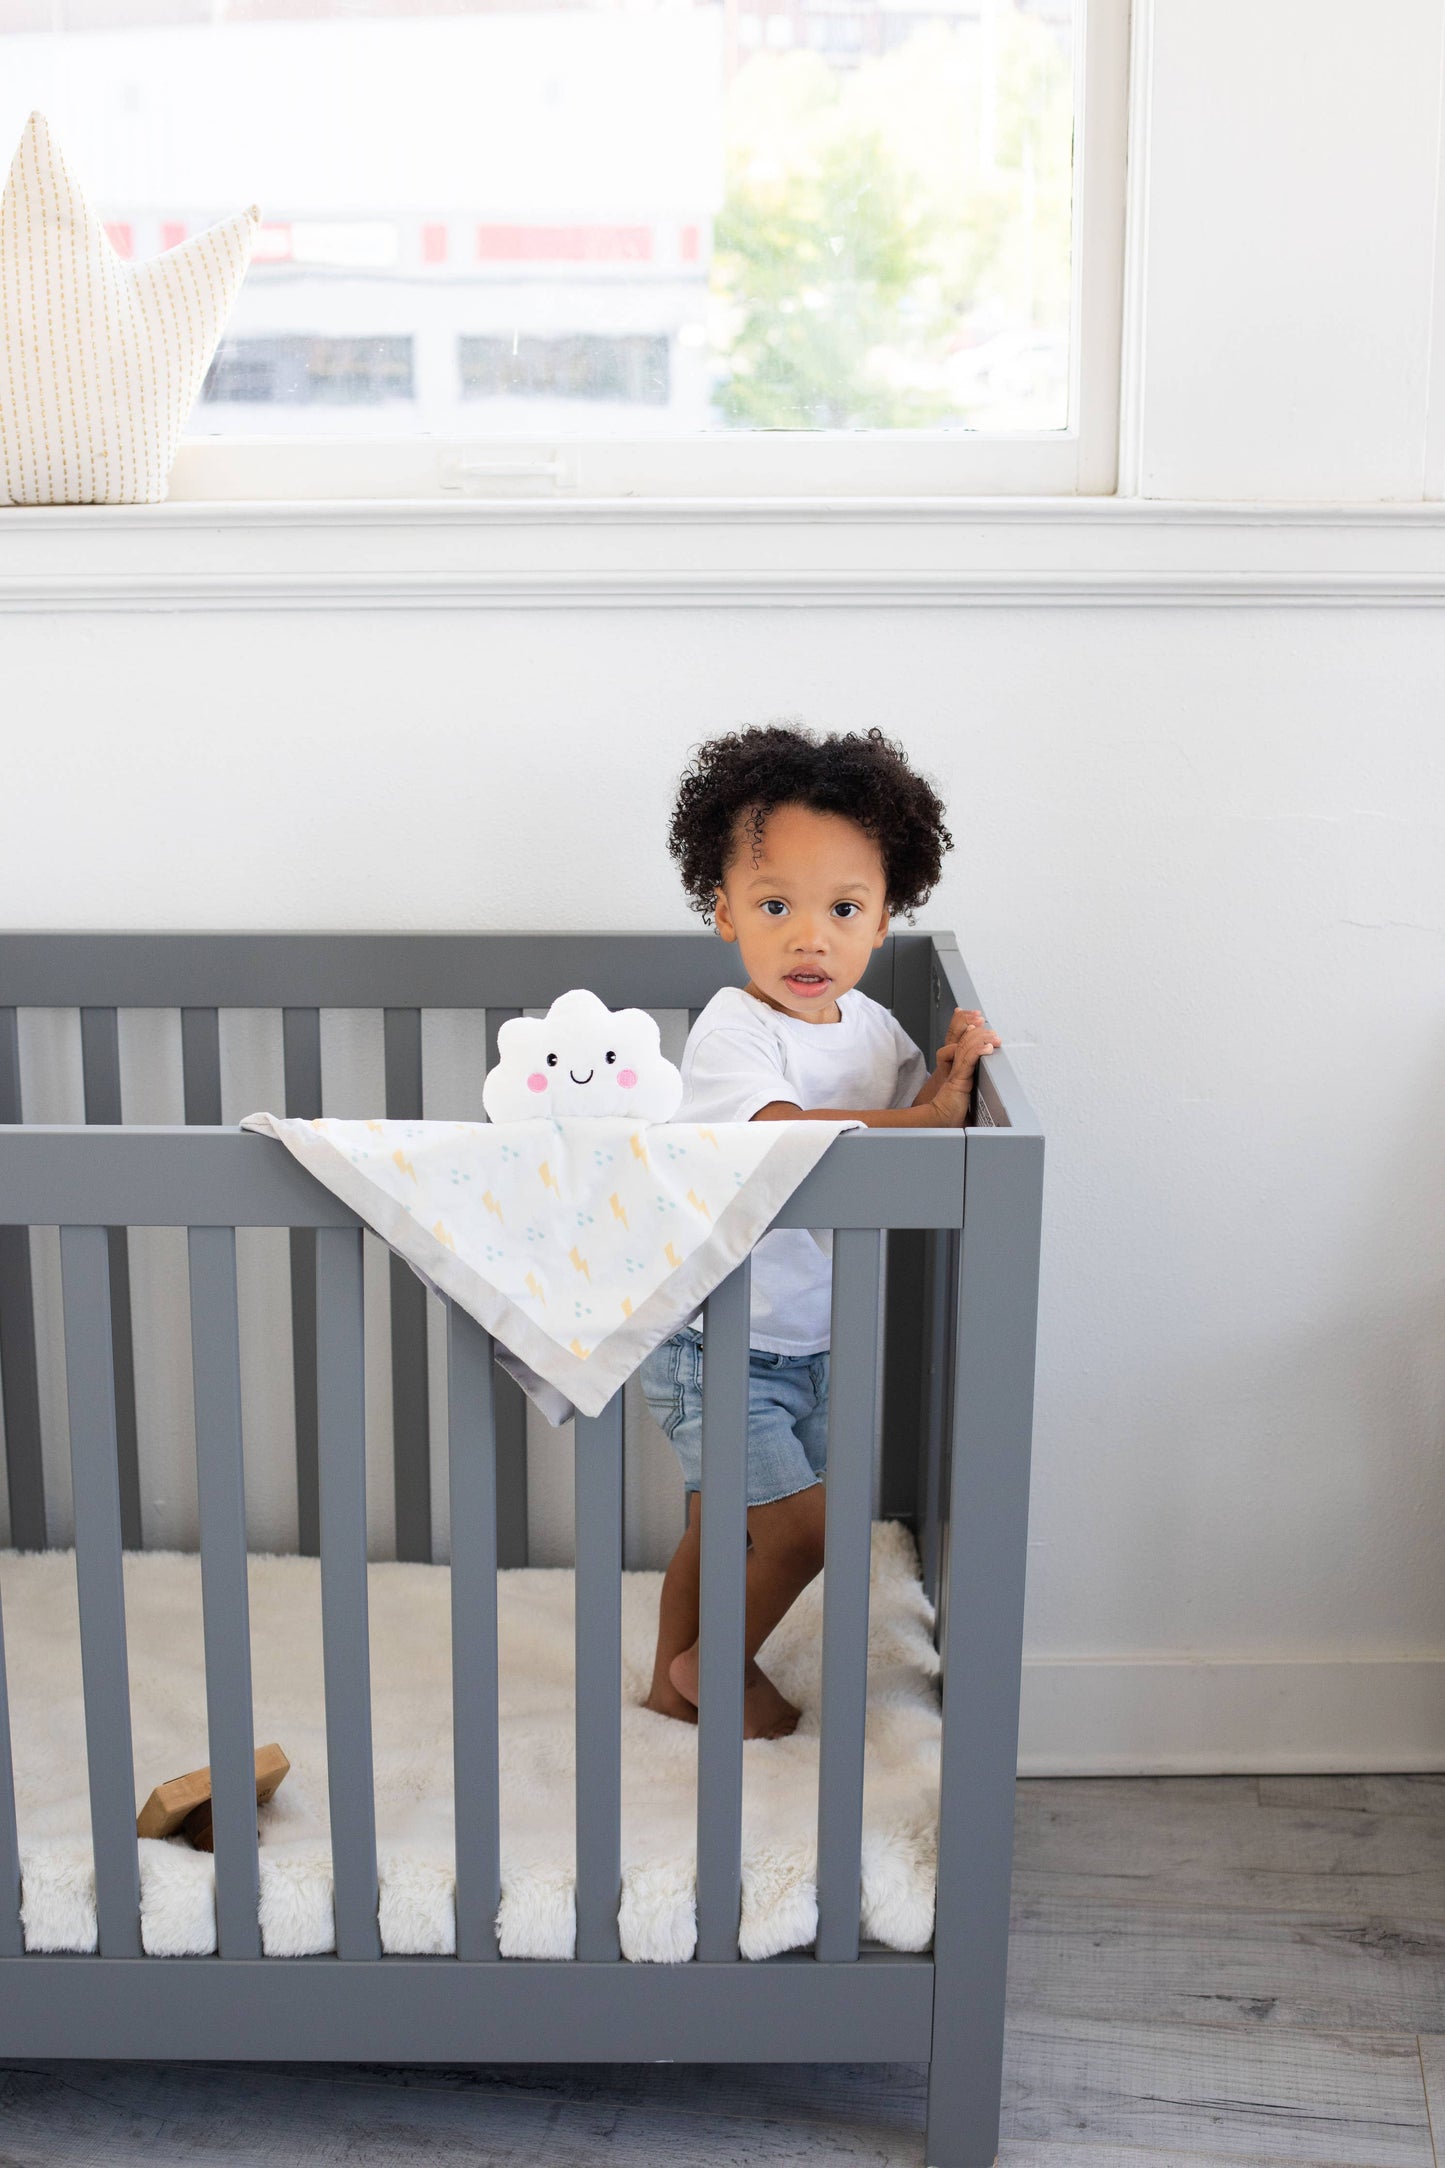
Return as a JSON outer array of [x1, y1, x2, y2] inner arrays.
[[3, 0, 1445, 1770]]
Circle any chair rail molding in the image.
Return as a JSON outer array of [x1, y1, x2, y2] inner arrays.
[[5, 499, 1445, 610]]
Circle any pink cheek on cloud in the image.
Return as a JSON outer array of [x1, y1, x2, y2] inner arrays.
[[616, 1067, 638, 1090], [526, 1072, 548, 1094]]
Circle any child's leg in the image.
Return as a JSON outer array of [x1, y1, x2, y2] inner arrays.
[[669, 1481, 827, 1740], [643, 1492, 703, 1723]]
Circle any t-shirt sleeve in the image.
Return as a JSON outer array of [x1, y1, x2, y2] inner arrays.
[[890, 1016, 931, 1109], [680, 1013, 800, 1123]]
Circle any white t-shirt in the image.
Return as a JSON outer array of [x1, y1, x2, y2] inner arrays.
[[678, 985, 929, 1354]]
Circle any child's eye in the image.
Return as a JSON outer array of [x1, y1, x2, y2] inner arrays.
[[833, 902, 860, 919], [761, 900, 789, 917]]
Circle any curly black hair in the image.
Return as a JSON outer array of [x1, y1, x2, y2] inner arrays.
[[667, 723, 952, 924]]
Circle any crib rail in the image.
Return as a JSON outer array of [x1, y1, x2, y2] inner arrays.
[[0, 931, 1037, 1571]]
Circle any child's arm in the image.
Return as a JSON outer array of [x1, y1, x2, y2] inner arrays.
[[753, 1013, 1000, 1130]]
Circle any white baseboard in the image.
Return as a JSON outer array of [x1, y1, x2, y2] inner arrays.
[[1017, 1656, 1445, 1775]]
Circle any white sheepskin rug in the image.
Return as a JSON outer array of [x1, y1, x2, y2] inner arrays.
[[0, 1521, 940, 1963]]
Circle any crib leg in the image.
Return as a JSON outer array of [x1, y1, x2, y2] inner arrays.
[[924, 2050, 1003, 2168], [923, 1129, 1044, 2168]]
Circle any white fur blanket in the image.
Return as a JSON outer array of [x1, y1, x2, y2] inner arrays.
[[2, 1522, 940, 1962]]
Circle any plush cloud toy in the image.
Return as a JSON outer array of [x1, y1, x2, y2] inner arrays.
[[482, 988, 683, 1122]]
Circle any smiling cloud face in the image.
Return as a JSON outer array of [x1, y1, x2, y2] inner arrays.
[[482, 988, 684, 1122]]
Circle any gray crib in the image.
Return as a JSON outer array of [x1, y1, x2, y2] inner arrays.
[[0, 930, 1042, 2168]]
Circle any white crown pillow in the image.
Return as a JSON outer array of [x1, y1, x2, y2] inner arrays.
[[0, 112, 258, 506], [483, 989, 684, 1122]]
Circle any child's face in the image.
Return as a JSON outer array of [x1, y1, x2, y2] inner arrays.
[[714, 802, 890, 1022]]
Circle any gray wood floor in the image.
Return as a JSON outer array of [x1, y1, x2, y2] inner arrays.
[[1, 1774, 1441, 2166]]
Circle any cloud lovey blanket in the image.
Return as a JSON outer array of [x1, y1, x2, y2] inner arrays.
[[240, 1113, 856, 1421]]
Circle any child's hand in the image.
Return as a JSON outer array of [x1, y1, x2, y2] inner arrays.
[[926, 1012, 1002, 1127]]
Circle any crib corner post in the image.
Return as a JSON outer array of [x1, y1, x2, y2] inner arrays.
[[924, 1126, 1044, 2168]]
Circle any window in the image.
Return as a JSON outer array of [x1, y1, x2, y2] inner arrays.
[[203, 336, 415, 407], [0, 0, 1128, 497], [460, 335, 672, 408]]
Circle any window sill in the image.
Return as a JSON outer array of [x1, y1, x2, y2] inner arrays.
[[3, 497, 1445, 609]]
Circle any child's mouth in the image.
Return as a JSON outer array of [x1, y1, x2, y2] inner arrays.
[[783, 971, 830, 996]]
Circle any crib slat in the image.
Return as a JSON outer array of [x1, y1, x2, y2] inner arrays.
[[0, 1006, 46, 1551], [919, 1227, 956, 1609], [188, 1225, 262, 1959], [59, 1224, 142, 1958], [0, 1540, 23, 1953], [283, 1006, 323, 1557], [815, 1226, 881, 1964], [79, 1008, 142, 1552], [695, 1258, 751, 1963], [484, 1009, 529, 1566], [315, 1225, 381, 1961], [573, 1391, 623, 1962], [384, 1006, 431, 1565], [446, 1302, 501, 1960], [180, 1007, 223, 1127]]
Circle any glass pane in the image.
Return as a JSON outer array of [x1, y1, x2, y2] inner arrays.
[[0, 0, 1075, 437]]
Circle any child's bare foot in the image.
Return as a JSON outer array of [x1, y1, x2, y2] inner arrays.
[[642, 1678, 698, 1725], [668, 1645, 801, 1740], [743, 1664, 801, 1739]]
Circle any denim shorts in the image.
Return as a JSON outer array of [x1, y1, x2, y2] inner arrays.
[[638, 1326, 830, 1508]]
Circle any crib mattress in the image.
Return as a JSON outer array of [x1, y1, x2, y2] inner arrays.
[[0, 1521, 941, 1963]]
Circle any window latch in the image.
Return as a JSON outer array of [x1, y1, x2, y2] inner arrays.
[[438, 447, 579, 495]]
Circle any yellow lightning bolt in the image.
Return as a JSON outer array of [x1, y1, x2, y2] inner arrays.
[[525, 1270, 546, 1304], [431, 1219, 456, 1250], [665, 1242, 682, 1269], [698, 1127, 718, 1147], [569, 1246, 591, 1281], [685, 1187, 711, 1220], [630, 1131, 649, 1167], [569, 1337, 591, 1359], [482, 1189, 504, 1222], [393, 1148, 417, 1181], [539, 1161, 559, 1194], [609, 1191, 628, 1229], [620, 1296, 633, 1318], [365, 1120, 384, 1134]]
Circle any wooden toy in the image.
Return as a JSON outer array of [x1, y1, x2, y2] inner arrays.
[[136, 1743, 289, 1852]]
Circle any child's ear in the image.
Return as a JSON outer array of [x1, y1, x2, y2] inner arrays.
[[714, 888, 738, 944], [873, 907, 891, 948]]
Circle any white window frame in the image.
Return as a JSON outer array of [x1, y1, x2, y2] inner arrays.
[[164, 0, 1130, 505]]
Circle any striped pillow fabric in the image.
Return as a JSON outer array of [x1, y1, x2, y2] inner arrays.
[[0, 112, 258, 506]]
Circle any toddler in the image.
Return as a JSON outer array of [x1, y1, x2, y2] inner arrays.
[[640, 723, 1000, 1738]]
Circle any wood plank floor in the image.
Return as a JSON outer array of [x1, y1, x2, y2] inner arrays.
[[1, 1775, 1440, 2166]]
